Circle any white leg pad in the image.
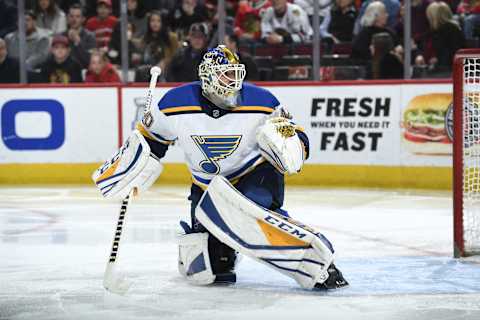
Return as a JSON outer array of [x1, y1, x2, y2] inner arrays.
[[195, 175, 335, 290], [177, 232, 216, 285]]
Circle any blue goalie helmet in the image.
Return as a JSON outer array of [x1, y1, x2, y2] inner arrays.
[[198, 45, 246, 109]]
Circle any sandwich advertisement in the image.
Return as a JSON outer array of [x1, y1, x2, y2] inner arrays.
[[401, 93, 452, 155], [399, 85, 452, 167]]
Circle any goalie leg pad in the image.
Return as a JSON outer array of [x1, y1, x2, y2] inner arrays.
[[195, 176, 340, 290], [92, 130, 163, 199], [177, 231, 216, 285], [178, 221, 237, 285]]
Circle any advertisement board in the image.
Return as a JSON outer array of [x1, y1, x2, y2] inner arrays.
[[268, 83, 452, 167], [0, 87, 118, 163], [0, 82, 453, 188]]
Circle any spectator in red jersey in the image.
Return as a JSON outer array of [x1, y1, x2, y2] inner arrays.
[[39, 35, 83, 83], [86, 0, 118, 50], [35, 0, 67, 35], [85, 49, 121, 82], [234, 0, 270, 43]]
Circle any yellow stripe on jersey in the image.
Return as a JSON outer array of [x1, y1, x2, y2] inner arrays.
[[232, 106, 275, 113], [136, 122, 155, 140], [295, 125, 305, 132], [136, 122, 173, 145], [161, 106, 203, 114]]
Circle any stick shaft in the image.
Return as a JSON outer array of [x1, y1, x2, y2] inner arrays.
[[144, 69, 161, 114], [107, 189, 134, 264]]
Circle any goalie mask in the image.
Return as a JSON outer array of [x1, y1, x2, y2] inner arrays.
[[198, 45, 246, 109]]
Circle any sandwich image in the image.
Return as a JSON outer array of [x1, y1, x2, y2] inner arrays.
[[402, 93, 452, 155]]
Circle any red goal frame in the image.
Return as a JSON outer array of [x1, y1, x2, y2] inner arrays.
[[453, 49, 480, 257]]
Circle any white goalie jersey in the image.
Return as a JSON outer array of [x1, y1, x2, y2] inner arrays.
[[138, 81, 309, 189]]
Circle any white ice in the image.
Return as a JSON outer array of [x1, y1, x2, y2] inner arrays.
[[1, 186, 480, 320]]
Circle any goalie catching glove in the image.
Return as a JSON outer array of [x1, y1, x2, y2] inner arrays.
[[92, 130, 163, 199], [257, 115, 305, 175]]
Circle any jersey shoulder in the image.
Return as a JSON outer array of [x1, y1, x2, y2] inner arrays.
[[157, 82, 203, 116], [240, 82, 280, 109]]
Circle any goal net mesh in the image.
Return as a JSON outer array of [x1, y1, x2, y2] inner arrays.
[[462, 57, 480, 255]]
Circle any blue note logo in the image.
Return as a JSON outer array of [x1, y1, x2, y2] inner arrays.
[[191, 135, 242, 174]]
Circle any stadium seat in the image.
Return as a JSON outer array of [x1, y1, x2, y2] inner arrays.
[[277, 55, 312, 66], [253, 56, 274, 81], [332, 42, 353, 55], [320, 66, 366, 80], [253, 44, 289, 59], [320, 54, 353, 66]]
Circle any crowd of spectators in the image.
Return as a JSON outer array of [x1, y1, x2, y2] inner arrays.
[[0, 0, 477, 84]]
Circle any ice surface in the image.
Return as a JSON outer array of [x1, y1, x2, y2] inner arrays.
[[1, 186, 480, 320]]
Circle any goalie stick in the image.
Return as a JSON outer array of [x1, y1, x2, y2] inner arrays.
[[103, 188, 135, 294], [103, 66, 162, 294]]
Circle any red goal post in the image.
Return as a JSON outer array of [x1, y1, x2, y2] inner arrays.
[[453, 49, 480, 257]]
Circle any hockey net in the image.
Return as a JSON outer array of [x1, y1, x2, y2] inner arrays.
[[453, 49, 480, 257]]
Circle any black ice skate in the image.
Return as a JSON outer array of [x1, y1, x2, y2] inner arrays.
[[314, 264, 349, 290]]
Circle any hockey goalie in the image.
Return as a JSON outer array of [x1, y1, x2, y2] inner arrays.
[[93, 45, 348, 290]]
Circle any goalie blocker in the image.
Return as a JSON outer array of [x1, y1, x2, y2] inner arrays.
[[92, 130, 163, 199], [178, 175, 348, 290]]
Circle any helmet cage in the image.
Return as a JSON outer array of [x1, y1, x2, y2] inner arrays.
[[199, 47, 246, 108]]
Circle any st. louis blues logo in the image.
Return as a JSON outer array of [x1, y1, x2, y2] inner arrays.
[[191, 135, 242, 174]]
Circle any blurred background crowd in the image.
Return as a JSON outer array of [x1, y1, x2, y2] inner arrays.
[[0, 0, 477, 83]]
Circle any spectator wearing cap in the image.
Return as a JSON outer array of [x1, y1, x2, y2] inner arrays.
[[5, 11, 50, 70], [224, 34, 259, 81], [166, 22, 209, 82], [0, 38, 20, 83], [86, 0, 118, 49], [85, 49, 121, 82], [62, 4, 96, 68], [39, 35, 83, 83], [261, 0, 313, 44], [141, 10, 179, 71], [168, 0, 209, 41], [35, 0, 67, 35]]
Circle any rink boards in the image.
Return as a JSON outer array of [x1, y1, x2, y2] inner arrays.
[[0, 80, 453, 189]]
